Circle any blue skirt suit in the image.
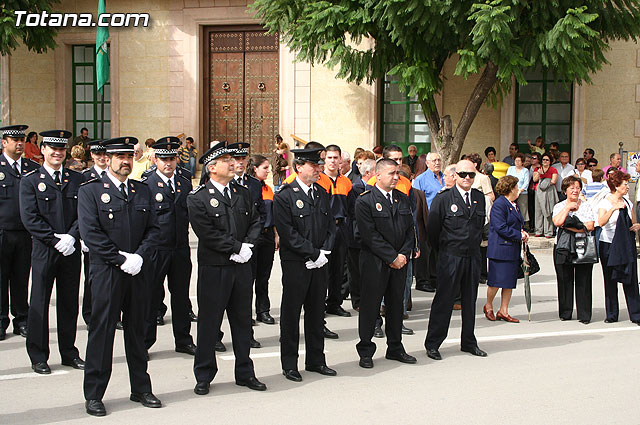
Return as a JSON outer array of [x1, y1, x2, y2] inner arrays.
[[487, 196, 524, 289]]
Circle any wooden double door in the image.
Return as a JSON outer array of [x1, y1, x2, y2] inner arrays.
[[205, 27, 279, 155]]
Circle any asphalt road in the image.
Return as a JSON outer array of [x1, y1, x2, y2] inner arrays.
[[1, 247, 639, 424]]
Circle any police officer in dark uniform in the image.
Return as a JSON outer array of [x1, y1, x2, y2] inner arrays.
[[80, 139, 108, 328], [424, 159, 488, 361], [188, 141, 266, 396], [274, 148, 337, 382], [355, 159, 417, 368], [20, 130, 84, 374], [141, 136, 195, 356], [141, 162, 192, 181], [79, 137, 162, 416], [0, 125, 39, 341]]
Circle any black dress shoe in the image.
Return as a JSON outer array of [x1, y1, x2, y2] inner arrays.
[[175, 343, 197, 355], [0, 328, 5, 341], [426, 348, 442, 361], [189, 311, 198, 322], [283, 369, 302, 382], [85, 399, 106, 416], [359, 357, 374, 368], [32, 361, 51, 374], [385, 352, 417, 364], [604, 318, 617, 323], [236, 376, 267, 391], [323, 326, 339, 339], [257, 312, 276, 325], [373, 325, 384, 338], [194, 382, 210, 395], [115, 321, 123, 330], [579, 319, 590, 325], [13, 324, 27, 337], [214, 341, 226, 352], [130, 392, 162, 408], [250, 338, 262, 349], [156, 315, 164, 326], [401, 324, 414, 335], [461, 346, 487, 357], [251, 319, 256, 326], [62, 357, 85, 370], [326, 306, 351, 317], [415, 283, 436, 293], [305, 364, 337, 376]]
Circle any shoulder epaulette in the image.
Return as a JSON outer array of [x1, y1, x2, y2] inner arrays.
[[190, 184, 204, 195], [176, 173, 190, 183], [275, 183, 290, 193], [131, 178, 147, 186], [438, 187, 451, 193], [80, 177, 99, 186], [23, 169, 37, 177], [359, 189, 370, 196], [24, 158, 40, 168]]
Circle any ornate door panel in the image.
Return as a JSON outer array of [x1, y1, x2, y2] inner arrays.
[[206, 28, 279, 155]]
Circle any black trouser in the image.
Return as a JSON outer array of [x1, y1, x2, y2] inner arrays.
[[553, 247, 593, 321], [84, 264, 152, 401], [415, 240, 437, 288], [194, 263, 254, 384], [0, 229, 31, 331], [252, 228, 276, 315], [144, 247, 193, 349], [527, 190, 536, 229], [326, 222, 349, 310], [26, 240, 81, 364], [81, 251, 92, 326], [600, 241, 640, 322], [425, 253, 480, 351], [347, 247, 361, 309], [280, 260, 327, 370], [356, 251, 406, 359]]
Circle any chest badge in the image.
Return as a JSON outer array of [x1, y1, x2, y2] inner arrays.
[[38, 182, 46, 192], [292, 187, 299, 192], [155, 193, 163, 202], [101, 193, 111, 203], [0, 172, 5, 181], [375, 202, 382, 212], [157, 181, 164, 187], [210, 198, 219, 208], [296, 200, 304, 209], [451, 204, 458, 213]]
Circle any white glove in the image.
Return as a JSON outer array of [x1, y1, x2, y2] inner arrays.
[[230, 253, 248, 263], [313, 251, 329, 268], [118, 251, 143, 276], [81, 240, 89, 253], [238, 243, 254, 262], [54, 233, 76, 256], [305, 260, 318, 270]]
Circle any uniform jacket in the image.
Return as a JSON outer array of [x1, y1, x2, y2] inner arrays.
[[349, 178, 369, 249], [325, 173, 354, 222], [20, 166, 83, 246], [187, 179, 261, 266], [355, 186, 415, 264], [274, 179, 336, 262], [232, 174, 267, 227], [427, 186, 485, 258], [141, 164, 192, 181], [77, 174, 160, 266], [142, 171, 192, 249], [0, 157, 40, 230], [82, 165, 107, 182], [487, 195, 524, 261]]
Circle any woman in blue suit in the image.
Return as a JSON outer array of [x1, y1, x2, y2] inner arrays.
[[484, 176, 529, 323]]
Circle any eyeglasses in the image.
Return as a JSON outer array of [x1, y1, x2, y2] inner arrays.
[[457, 171, 476, 179], [542, 158, 550, 162]]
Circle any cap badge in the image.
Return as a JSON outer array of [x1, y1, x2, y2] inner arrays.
[[59, 131, 64, 137], [451, 204, 458, 213], [125, 138, 129, 142], [210, 198, 219, 208], [101, 193, 111, 203], [375, 202, 382, 212], [37, 182, 46, 192], [155, 193, 163, 202], [296, 200, 304, 209]]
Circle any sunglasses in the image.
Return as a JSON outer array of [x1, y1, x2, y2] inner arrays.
[[542, 158, 550, 161], [457, 171, 476, 179]]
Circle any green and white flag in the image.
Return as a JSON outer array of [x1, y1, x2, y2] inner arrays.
[[96, 0, 109, 95]]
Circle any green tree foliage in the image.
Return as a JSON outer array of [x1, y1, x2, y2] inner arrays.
[[253, 0, 640, 163], [0, 0, 59, 55]]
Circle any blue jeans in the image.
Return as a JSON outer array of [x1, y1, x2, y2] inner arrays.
[[187, 157, 196, 176]]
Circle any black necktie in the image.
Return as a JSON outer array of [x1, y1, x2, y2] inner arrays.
[[54, 171, 61, 187], [223, 187, 231, 203], [308, 188, 314, 202], [120, 183, 128, 202], [100, 170, 106, 178], [237, 176, 244, 187], [12, 162, 20, 178], [168, 179, 174, 193], [465, 192, 470, 208], [386, 193, 393, 207]]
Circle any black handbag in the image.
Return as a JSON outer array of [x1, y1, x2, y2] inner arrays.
[[518, 243, 540, 278], [571, 231, 599, 264]]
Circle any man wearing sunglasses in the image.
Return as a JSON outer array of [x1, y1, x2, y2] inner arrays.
[[424, 159, 487, 361]]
